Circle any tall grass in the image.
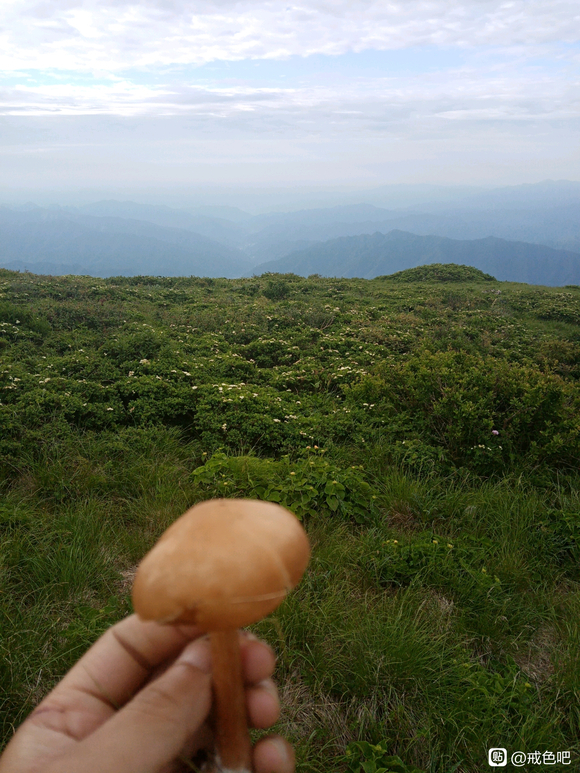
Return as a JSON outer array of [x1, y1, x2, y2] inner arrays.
[[3, 429, 578, 770]]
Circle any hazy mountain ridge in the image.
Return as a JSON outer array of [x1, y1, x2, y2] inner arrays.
[[250, 230, 580, 286], [0, 207, 252, 278], [2, 181, 580, 282]]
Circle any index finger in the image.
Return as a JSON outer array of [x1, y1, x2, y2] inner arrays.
[[48, 614, 203, 711]]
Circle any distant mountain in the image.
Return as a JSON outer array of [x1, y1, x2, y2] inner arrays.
[[189, 205, 252, 223], [0, 207, 252, 278], [241, 205, 404, 261], [247, 203, 401, 229], [344, 184, 486, 210], [3, 187, 580, 282], [338, 206, 580, 254], [444, 180, 580, 212], [73, 200, 248, 247], [250, 230, 580, 286], [241, 202, 580, 262]]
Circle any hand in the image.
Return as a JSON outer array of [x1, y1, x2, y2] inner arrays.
[[0, 614, 294, 773]]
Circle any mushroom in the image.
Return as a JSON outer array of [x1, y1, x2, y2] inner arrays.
[[132, 498, 310, 773]]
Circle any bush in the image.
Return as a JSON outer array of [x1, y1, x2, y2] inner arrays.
[[263, 278, 290, 300], [191, 451, 378, 522], [381, 264, 496, 283], [347, 350, 580, 475]]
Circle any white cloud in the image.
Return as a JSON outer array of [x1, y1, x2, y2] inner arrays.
[[0, 1, 578, 190], [1, 66, 578, 127], [0, 1, 578, 71]]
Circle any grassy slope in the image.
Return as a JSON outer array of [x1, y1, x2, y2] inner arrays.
[[1, 266, 580, 771]]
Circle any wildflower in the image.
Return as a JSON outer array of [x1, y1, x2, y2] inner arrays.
[[221, 423, 227, 431], [139, 358, 149, 364], [432, 539, 439, 544], [290, 472, 296, 476], [447, 543, 453, 549], [128, 371, 134, 377], [492, 429, 499, 436], [273, 418, 281, 423]]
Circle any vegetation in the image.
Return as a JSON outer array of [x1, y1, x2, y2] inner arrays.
[[1, 265, 580, 771]]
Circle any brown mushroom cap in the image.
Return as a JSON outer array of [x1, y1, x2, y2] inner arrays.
[[132, 498, 310, 630]]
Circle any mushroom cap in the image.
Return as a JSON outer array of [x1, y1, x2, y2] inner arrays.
[[132, 498, 310, 630]]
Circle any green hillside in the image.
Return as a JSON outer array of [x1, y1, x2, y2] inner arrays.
[[2, 265, 580, 771]]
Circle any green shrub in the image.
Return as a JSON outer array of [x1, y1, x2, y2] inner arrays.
[[348, 349, 580, 474], [191, 451, 378, 522], [343, 741, 425, 773], [366, 532, 499, 593], [263, 278, 290, 300], [381, 263, 496, 283]]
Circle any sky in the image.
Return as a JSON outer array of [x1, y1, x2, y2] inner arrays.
[[0, 1, 579, 207]]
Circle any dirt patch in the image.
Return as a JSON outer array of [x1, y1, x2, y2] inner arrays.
[[513, 625, 557, 683], [387, 501, 420, 532], [277, 671, 381, 752], [118, 565, 138, 595]]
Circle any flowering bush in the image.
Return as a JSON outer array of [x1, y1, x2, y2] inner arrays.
[[347, 349, 580, 475]]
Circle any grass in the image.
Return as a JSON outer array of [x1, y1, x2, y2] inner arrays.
[[2, 430, 578, 769], [1, 268, 580, 770]]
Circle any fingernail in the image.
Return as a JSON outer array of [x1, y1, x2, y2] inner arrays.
[[257, 678, 278, 700], [179, 638, 212, 673], [267, 736, 292, 770]]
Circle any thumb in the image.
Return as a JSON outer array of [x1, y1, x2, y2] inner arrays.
[[53, 637, 212, 773]]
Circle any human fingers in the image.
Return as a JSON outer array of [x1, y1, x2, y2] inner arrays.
[[239, 633, 276, 684], [254, 735, 295, 773], [247, 678, 280, 729], [48, 615, 202, 732], [46, 637, 212, 773]]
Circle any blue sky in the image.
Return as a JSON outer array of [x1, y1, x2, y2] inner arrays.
[[0, 1, 579, 204]]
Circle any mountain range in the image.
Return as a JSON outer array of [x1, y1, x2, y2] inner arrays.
[[250, 230, 580, 286], [1, 180, 580, 285]]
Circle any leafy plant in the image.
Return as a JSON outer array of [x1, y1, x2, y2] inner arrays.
[[191, 451, 378, 522], [343, 742, 425, 773]]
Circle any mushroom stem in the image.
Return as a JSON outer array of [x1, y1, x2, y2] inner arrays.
[[209, 629, 253, 773]]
